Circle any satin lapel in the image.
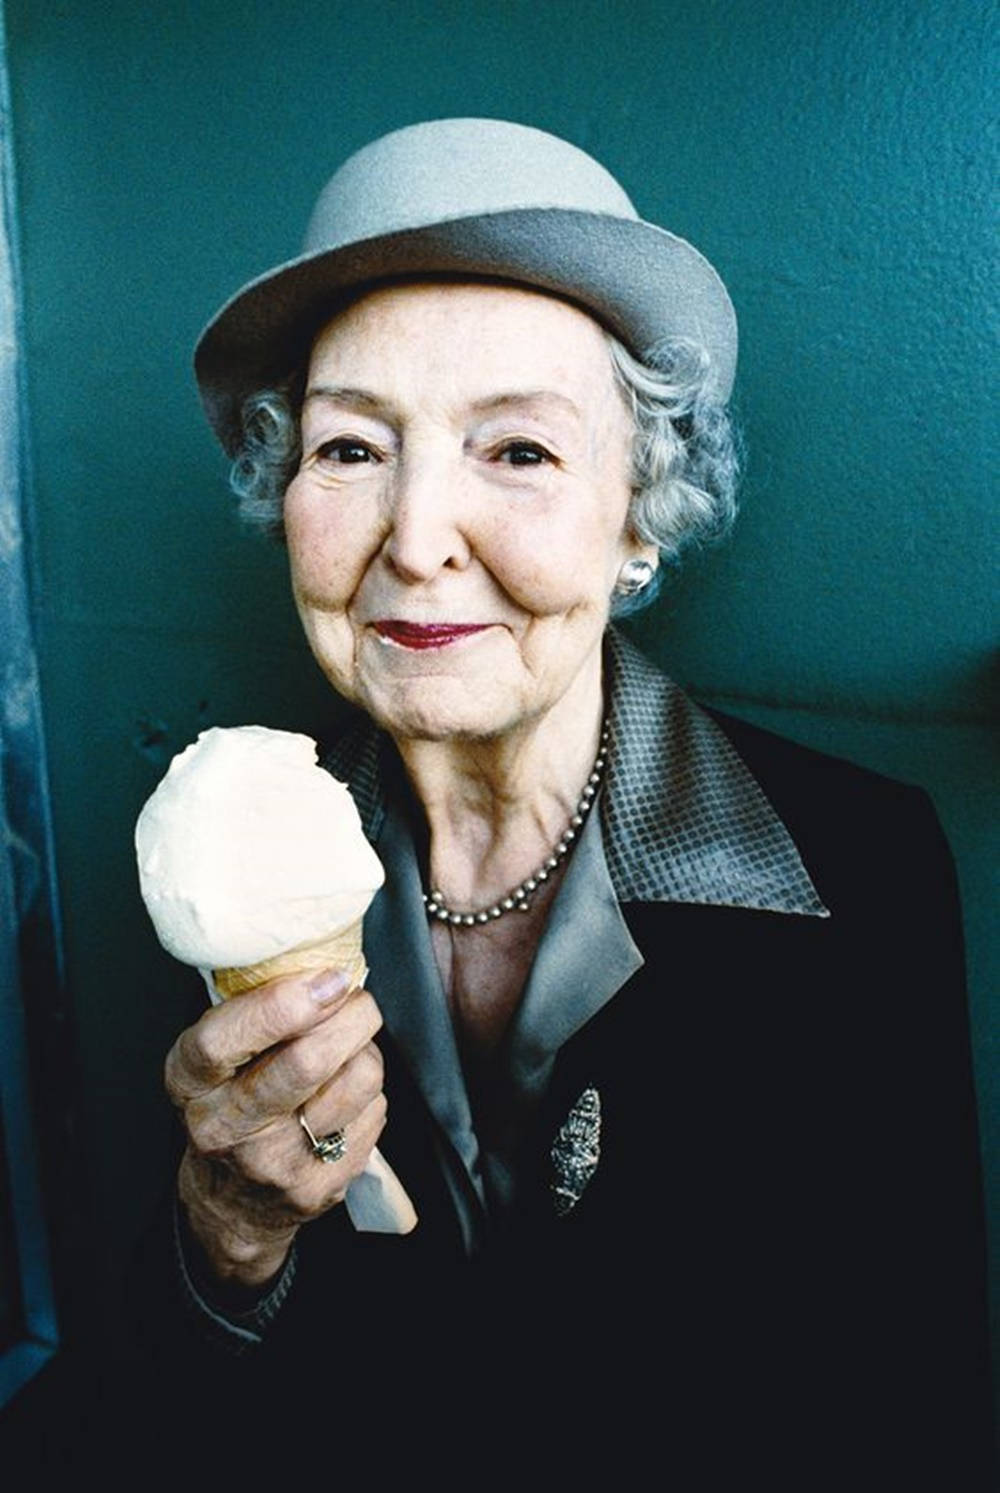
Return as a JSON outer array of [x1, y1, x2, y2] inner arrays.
[[363, 794, 487, 1213]]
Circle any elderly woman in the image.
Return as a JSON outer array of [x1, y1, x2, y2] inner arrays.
[[134, 122, 990, 1480]]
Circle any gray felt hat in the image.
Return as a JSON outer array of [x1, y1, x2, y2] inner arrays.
[[195, 118, 738, 454]]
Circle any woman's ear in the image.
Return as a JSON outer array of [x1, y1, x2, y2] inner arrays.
[[623, 535, 659, 569]]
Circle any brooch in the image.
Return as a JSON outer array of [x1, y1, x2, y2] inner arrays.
[[550, 1086, 601, 1215]]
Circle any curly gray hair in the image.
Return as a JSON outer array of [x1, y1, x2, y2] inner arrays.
[[229, 332, 740, 614]]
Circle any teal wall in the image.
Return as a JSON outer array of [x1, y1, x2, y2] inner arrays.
[[5, 0, 996, 1380]]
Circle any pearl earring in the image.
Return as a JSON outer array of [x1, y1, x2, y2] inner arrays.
[[615, 558, 656, 596]]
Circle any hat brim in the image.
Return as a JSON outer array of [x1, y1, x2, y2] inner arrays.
[[194, 207, 737, 455]]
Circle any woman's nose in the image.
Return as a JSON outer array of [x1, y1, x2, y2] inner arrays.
[[381, 449, 472, 582]]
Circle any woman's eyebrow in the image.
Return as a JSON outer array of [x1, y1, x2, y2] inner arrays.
[[470, 390, 583, 420], [302, 384, 395, 416]]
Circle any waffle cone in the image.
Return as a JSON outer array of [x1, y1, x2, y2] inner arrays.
[[212, 920, 366, 999]]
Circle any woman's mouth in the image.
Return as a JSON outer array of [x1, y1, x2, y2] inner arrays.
[[372, 621, 492, 651]]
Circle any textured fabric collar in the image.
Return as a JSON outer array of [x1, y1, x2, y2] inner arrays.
[[323, 627, 827, 918], [600, 629, 827, 916]]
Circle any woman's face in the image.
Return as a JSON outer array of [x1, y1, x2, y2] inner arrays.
[[285, 281, 653, 744]]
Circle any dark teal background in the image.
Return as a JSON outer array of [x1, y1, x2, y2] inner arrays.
[[5, 0, 996, 1386]]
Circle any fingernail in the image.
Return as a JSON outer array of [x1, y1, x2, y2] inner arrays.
[[308, 970, 349, 1005]]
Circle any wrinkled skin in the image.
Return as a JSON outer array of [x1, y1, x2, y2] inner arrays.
[[166, 969, 384, 1286]]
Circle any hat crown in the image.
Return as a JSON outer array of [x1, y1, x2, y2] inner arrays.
[[304, 118, 639, 254], [196, 117, 738, 453]]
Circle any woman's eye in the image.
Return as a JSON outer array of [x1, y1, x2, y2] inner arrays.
[[315, 438, 378, 464], [496, 440, 553, 467]]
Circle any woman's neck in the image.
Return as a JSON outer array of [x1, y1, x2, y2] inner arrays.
[[393, 661, 605, 913]]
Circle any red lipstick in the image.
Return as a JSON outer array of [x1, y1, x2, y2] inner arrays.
[[373, 621, 490, 650]]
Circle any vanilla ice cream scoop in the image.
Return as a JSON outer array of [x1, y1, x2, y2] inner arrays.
[[135, 725, 414, 1236], [135, 725, 384, 970]]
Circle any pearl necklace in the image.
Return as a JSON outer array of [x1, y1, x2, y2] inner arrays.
[[423, 724, 610, 927]]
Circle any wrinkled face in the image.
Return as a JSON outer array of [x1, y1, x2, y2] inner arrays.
[[285, 281, 652, 744]]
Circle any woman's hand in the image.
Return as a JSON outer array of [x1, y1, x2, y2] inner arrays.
[[164, 968, 386, 1290]]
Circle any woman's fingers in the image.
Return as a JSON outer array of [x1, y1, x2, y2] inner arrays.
[[239, 988, 383, 1122], [226, 1042, 386, 1192], [239, 1086, 388, 1208], [164, 965, 353, 1106], [180, 987, 382, 1156], [305, 1039, 385, 1134], [292, 1040, 387, 1181]]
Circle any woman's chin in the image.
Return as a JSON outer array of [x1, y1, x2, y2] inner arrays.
[[359, 677, 519, 744]]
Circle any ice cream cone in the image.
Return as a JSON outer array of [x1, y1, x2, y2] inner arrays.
[[212, 920, 367, 999]]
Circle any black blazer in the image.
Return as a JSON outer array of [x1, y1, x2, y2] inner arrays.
[[109, 709, 992, 1487]]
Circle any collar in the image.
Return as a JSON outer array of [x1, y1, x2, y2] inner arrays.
[[323, 627, 828, 919], [600, 629, 828, 916]]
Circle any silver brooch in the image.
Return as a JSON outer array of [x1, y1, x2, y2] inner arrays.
[[550, 1087, 601, 1215]]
